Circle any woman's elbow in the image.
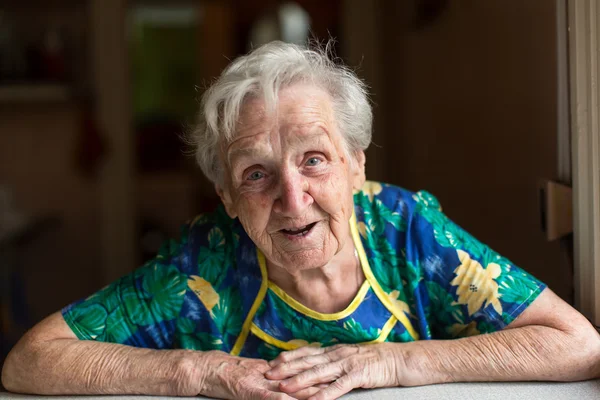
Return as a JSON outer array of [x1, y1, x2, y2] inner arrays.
[[570, 321, 600, 380], [1, 325, 51, 394], [2, 337, 34, 393], [586, 330, 600, 379], [2, 348, 18, 392]]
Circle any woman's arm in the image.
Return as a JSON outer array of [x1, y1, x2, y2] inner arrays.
[[266, 289, 600, 399], [400, 288, 600, 385], [1, 312, 296, 399], [1, 312, 203, 396]]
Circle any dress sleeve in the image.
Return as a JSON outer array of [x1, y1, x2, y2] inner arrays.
[[61, 225, 191, 349], [408, 191, 547, 339]]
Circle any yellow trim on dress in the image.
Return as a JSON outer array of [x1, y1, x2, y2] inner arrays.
[[267, 279, 371, 321], [365, 315, 397, 344], [250, 323, 304, 351], [249, 315, 397, 351], [232, 210, 418, 355], [349, 212, 420, 341], [230, 249, 269, 356]]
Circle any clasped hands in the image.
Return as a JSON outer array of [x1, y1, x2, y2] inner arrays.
[[198, 343, 406, 400]]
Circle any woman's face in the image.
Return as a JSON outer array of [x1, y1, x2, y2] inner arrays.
[[217, 84, 366, 272]]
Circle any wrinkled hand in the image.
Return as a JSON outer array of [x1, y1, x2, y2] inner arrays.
[[265, 343, 402, 400], [197, 350, 328, 400]]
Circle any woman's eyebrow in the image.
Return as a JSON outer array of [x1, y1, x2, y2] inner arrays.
[[227, 147, 260, 165], [227, 129, 331, 166], [227, 147, 269, 171], [284, 130, 330, 148]]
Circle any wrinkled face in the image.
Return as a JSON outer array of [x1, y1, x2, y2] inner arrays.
[[217, 84, 366, 272]]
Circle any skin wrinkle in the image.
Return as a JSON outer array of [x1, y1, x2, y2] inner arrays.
[[1, 324, 199, 396], [409, 325, 589, 386], [84, 346, 118, 391], [217, 84, 366, 314], [4, 42, 600, 400]]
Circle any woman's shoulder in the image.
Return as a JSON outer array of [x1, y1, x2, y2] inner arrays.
[[154, 204, 241, 276], [181, 205, 238, 248], [355, 180, 441, 215]]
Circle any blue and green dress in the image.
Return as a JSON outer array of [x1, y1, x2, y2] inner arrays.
[[62, 181, 546, 360]]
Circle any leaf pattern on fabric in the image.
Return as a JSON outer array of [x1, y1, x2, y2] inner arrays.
[[68, 303, 108, 340], [387, 327, 415, 343], [103, 306, 135, 343], [197, 227, 227, 288], [425, 281, 465, 328], [61, 181, 547, 358], [476, 319, 498, 334], [497, 270, 541, 305], [386, 290, 412, 317], [119, 263, 187, 327], [175, 317, 223, 350], [145, 264, 188, 322], [355, 190, 406, 237], [342, 319, 381, 341], [258, 342, 284, 360], [366, 239, 419, 318], [157, 233, 188, 261], [401, 259, 421, 293], [413, 191, 486, 259], [86, 283, 121, 313], [267, 292, 379, 345], [450, 250, 502, 316], [369, 236, 403, 291], [211, 286, 244, 342]]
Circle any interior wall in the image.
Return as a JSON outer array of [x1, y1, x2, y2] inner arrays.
[[379, 0, 570, 300], [341, 0, 386, 182], [0, 105, 103, 321]]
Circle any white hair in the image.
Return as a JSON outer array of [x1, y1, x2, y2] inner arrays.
[[189, 40, 372, 184]]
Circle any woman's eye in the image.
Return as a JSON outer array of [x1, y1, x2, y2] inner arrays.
[[306, 157, 321, 166], [247, 171, 264, 181]]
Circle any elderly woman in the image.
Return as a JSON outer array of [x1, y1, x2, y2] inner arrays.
[[2, 41, 599, 400]]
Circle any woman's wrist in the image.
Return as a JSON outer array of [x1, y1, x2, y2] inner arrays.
[[388, 342, 453, 387], [171, 349, 218, 396]]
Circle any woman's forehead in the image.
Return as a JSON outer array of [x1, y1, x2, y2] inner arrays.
[[237, 85, 335, 132], [226, 85, 339, 151]]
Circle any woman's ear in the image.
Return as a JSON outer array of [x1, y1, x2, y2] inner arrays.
[[215, 184, 238, 219], [351, 150, 366, 191]]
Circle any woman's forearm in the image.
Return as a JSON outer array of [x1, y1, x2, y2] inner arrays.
[[1, 337, 205, 396], [398, 325, 600, 386]]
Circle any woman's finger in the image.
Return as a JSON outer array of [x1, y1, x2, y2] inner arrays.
[[261, 390, 296, 400], [266, 353, 332, 379], [287, 384, 328, 400], [263, 377, 284, 392], [306, 373, 358, 400], [269, 345, 324, 367], [279, 362, 343, 393]]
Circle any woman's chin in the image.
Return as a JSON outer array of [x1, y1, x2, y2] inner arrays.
[[270, 245, 334, 272], [263, 222, 339, 271]]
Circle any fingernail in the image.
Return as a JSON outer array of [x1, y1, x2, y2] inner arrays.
[[280, 379, 289, 386]]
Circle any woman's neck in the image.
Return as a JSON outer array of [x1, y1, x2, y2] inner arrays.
[[266, 235, 365, 314]]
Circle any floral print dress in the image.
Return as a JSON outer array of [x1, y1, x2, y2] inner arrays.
[[62, 182, 546, 360]]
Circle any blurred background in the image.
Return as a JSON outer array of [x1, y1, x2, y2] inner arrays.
[[0, 0, 571, 369]]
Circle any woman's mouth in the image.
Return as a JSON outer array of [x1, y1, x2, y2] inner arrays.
[[280, 222, 317, 237]]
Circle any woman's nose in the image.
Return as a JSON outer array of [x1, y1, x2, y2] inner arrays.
[[272, 171, 312, 216]]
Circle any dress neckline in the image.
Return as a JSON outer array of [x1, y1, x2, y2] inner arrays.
[[262, 212, 372, 321]]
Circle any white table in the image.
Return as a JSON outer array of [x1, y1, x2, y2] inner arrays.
[[2, 380, 599, 400]]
